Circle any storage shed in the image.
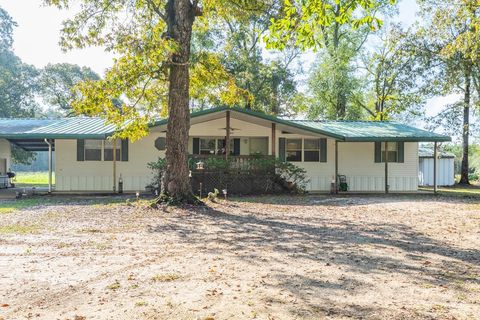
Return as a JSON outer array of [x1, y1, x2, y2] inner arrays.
[[418, 147, 455, 186]]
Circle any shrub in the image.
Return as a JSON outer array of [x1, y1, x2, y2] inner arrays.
[[147, 157, 167, 191]]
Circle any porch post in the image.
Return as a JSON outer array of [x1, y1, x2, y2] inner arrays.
[[225, 110, 231, 159], [335, 140, 338, 194], [45, 139, 53, 194], [113, 138, 117, 193], [385, 141, 389, 194], [433, 141, 438, 194], [271, 123, 276, 156]]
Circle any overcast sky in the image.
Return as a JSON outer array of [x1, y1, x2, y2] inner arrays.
[[0, 0, 453, 121]]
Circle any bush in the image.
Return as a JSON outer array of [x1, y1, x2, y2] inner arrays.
[[147, 157, 167, 191]]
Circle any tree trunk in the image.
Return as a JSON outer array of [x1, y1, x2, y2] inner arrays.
[[459, 62, 471, 185], [163, 0, 196, 202]]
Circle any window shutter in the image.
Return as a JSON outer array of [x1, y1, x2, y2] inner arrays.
[[374, 142, 382, 163], [121, 139, 129, 161], [77, 139, 85, 161], [233, 138, 240, 155], [279, 138, 286, 161], [397, 142, 404, 163], [193, 138, 200, 155], [319, 138, 327, 162]]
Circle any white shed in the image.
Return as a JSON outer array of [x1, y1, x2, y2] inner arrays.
[[418, 147, 455, 186]]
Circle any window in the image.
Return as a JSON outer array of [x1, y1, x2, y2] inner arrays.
[[104, 139, 121, 161], [286, 139, 302, 162], [381, 142, 398, 162], [249, 137, 268, 155], [84, 140, 102, 161], [216, 139, 234, 155], [304, 139, 320, 162], [200, 138, 216, 155]]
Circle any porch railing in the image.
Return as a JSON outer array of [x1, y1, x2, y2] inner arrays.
[[188, 155, 276, 174]]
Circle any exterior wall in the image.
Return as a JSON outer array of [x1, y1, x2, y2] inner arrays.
[[0, 139, 12, 174], [54, 116, 420, 193], [56, 133, 166, 192], [418, 157, 455, 186], [337, 142, 419, 192]]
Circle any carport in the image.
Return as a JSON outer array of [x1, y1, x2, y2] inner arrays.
[[0, 119, 57, 192], [0, 117, 117, 193]]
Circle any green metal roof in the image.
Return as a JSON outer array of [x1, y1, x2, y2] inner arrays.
[[0, 117, 116, 139], [0, 107, 451, 143], [292, 120, 451, 142]]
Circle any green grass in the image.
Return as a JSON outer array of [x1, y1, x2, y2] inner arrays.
[[13, 171, 54, 187], [0, 223, 39, 234], [0, 198, 50, 214], [419, 183, 480, 197]]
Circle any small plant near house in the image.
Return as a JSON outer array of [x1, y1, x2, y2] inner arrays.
[[275, 160, 309, 193], [147, 157, 167, 193]]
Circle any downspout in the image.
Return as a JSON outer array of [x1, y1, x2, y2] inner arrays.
[[44, 139, 52, 194]]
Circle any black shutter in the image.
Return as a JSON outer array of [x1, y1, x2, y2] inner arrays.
[[233, 138, 240, 155], [319, 138, 327, 162], [397, 142, 404, 163], [374, 142, 382, 163], [279, 138, 286, 162], [193, 138, 200, 155], [121, 139, 129, 161], [77, 139, 85, 161]]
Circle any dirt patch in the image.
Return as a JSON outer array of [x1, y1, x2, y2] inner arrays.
[[0, 195, 479, 319]]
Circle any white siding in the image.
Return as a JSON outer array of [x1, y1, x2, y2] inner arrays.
[[418, 157, 455, 186], [0, 139, 11, 173], [337, 142, 419, 192], [54, 116, 420, 193]]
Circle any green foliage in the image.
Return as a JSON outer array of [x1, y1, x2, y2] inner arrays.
[[40, 63, 100, 116], [147, 157, 167, 189], [296, 0, 397, 120], [11, 144, 36, 166], [275, 160, 309, 193], [266, 0, 394, 51]]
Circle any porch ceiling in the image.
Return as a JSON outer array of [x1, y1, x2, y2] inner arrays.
[[8, 139, 55, 152]]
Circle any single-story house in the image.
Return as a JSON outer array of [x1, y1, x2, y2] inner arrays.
[[0, 107, 450, 193], [418, 146, 455, 187]]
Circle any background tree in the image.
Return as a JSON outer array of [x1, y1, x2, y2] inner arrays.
[[0, 7, 40, 165], [40, 63, 100, 116], [272, 0, 396, 120], [356, 26, 431, 121], [416, 0, 480, 185]]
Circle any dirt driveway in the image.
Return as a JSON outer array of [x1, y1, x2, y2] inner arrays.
[[0, 195, 479, 320]]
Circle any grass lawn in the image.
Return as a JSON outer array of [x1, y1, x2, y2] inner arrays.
[[0, 194, 479, 319], [419, 182, 480, 197], [12, 171, 54, 187]]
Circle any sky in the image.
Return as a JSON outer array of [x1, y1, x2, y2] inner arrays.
[[0, 0, 455, 121]]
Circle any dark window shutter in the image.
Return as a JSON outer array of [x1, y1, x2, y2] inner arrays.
[[279, 138, 286, 161], [319, 138, 327, 162], [77, 139, 85, 161], [121, 139, 129, 161], [193, 138, 200, 155], [397, 142, 404, 163], [233, 138, 240, 155], [374, 142, 382, 163]]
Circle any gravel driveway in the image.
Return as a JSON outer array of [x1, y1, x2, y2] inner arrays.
[[0, 195, 479, 320]]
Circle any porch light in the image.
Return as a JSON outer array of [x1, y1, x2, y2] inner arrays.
[[196, 161, 205, 170]]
